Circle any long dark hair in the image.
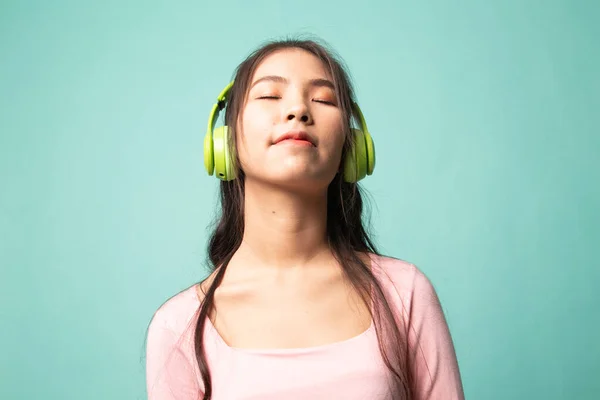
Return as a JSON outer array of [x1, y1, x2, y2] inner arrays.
[[195, 37, 414, 399]]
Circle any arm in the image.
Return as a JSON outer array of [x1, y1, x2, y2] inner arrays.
[[146, 312, 202, 400], [407, 268, 465, 400]]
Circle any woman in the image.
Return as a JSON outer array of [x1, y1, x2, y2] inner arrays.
[[146, 38, 464, 400]]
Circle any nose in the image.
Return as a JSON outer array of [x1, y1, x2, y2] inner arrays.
[[286, 102, 312, 124]]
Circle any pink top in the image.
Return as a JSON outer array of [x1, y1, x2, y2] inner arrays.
[[146, 254, 464, 399]]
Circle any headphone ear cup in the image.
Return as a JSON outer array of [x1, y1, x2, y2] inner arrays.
[[212, 126, 236, 181], [343, 128, 368, 182], [342, 152, 357, 183]]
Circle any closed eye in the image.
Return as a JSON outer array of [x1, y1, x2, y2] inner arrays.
[[257, 96, 335, 105], [313, 99, 336, 106]]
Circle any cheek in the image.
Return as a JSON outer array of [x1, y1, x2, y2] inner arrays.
[[328, 121, 346, 155], [236, 107, 270, 168], [239, 104, 273, 141]]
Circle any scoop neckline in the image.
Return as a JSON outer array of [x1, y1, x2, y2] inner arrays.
[[204, 311, 374, 355], [189, 252, 378, 355]]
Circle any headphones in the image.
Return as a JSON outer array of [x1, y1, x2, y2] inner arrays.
[[204, 81, 375, 183]]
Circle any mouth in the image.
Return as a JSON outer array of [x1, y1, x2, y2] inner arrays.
[[274, 131, 316, 147]]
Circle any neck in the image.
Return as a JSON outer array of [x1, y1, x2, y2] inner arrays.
[[236, 179, 332, 269]]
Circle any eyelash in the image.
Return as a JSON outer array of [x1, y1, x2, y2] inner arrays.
[[257, 96, 335, 105]]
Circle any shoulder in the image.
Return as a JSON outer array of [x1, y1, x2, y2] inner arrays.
[[369, 252, 441, 318], [369, 253, 465, 398], [145, 284, 205, 397], [147, 283, 202, 341], [370, 253, 434, 295]]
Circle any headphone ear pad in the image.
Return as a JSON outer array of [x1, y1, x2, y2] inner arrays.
[[212, 126, 228, 181], [343, 128, 368, 183], [212, 126, 236, 181], [204, 131, 215, 176], [364, 130, 375, 176]]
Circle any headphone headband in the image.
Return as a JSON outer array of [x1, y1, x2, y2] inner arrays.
[[206, 81, 234, 142]]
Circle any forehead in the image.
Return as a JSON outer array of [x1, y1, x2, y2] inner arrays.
[[251, 48, 332, 82]]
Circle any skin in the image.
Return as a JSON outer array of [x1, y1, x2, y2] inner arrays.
[[198, 48, 371, 349]]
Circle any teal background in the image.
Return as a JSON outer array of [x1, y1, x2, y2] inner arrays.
[[1, 0, 598, 399]]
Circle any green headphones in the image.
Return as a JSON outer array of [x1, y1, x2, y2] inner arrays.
[[204, 81, 375, 182]]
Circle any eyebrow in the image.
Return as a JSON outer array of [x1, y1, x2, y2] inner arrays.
[[250, 75, 335, 90]]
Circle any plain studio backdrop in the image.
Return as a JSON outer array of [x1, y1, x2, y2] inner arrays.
[[1, 1, 598, 399]]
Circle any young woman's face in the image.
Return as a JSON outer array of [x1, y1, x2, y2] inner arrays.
[[236, 48, 346, 190]]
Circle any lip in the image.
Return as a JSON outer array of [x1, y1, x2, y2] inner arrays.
[[273, 130, 316, 147]]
